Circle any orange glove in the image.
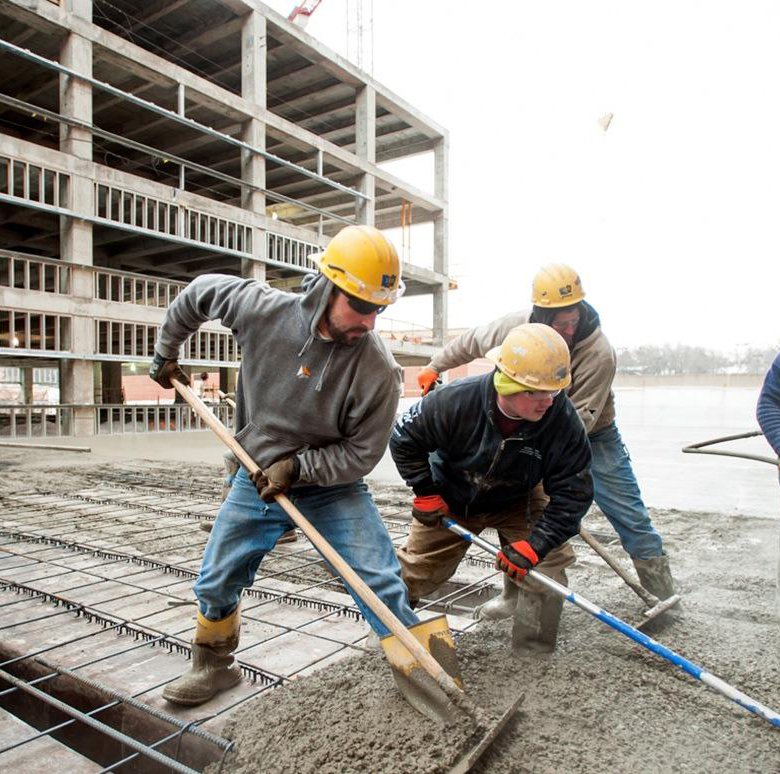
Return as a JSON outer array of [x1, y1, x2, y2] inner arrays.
[[496, 540, 539, 582], [411, 494, 450, 527], [417, 367, 440, 396]]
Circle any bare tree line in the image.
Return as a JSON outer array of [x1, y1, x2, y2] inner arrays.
[[616, 344, 779, 375]]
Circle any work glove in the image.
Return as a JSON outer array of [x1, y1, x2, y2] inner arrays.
[[417, 367, 441, 396], [149, 353, 190, 390], [250, 456, 300, 502], [496, 540, 539, 582], [411, 494, 450, 527]]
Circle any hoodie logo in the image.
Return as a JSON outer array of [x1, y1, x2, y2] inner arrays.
[[296, 365, 312, 379]]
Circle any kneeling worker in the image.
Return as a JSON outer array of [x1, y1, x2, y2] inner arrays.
[[390, 324, 593, 651]]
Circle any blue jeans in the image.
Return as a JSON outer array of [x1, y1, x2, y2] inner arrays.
[[590, 421, 664, 560], [195, 468, 419, 637]]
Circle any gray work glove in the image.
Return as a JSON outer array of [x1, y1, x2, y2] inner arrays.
[[149, 352, 190, 390], [250, 457, 300, 502]]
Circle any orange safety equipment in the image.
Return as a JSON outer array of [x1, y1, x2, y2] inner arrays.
[[417, 367, 440, 396]]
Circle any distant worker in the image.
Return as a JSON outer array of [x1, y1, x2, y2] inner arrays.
[[417, 264, 676, 613], [391, 324, 593, 651], [756, 351, 780, 613], [150, 225, 419, 706], [757, 351, 780, 468]]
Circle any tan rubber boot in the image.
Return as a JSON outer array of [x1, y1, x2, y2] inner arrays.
[[512, 588, 563, 653], [475, 575, 520, 621], [163, 607, 242, 706], [633, 554, 676, 600]]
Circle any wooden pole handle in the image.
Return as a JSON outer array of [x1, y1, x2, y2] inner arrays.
[[171, 378, 463, 697], [579, 526, 656, 605]]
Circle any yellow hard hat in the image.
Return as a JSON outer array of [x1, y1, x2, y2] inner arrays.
[[532, 263, 585, 308], [318, 225, 404, 305], [486, 323, 572, 392]]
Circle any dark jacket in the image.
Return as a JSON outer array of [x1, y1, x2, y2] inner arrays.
[[757, 352, 780, 458], [390, 373, 594, 559]]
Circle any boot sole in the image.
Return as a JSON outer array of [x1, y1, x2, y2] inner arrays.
[[162, 669, 242, 706]]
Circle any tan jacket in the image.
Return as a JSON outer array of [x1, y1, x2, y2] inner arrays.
[[428, 308, 616, 435]]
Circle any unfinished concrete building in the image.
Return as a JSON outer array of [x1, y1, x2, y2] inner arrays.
[[0, 0, 450, 437]]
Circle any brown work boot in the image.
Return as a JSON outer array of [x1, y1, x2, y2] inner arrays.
[[512, 588, 563, 653], [633, 554, 676, 600], [163, 607, 242, 706], [199, 521, 214, 533]]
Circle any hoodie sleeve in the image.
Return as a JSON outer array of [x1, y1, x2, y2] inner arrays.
[[155, 274, 270, 358], [526, 399, 594, 559], [757, 352, 780, 458], [569, 331, 616, 434], [428, 310, 531, 374], [296, 361, 403, 487]]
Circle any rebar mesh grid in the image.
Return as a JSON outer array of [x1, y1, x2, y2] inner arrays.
[[0, 466, 508, 771]]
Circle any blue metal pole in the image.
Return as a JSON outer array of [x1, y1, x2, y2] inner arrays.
[[442, 517, 780, 729]]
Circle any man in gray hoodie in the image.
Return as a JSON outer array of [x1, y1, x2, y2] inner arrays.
[[150, 225, 419, 706]]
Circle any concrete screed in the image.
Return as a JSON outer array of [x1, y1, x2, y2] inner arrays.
[[1, 437, 778, 773]]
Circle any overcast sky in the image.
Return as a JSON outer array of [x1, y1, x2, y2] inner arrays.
[[268, 1, 780, 352]]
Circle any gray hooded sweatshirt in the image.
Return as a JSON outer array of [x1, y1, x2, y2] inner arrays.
[[155, 273, 402, 487]]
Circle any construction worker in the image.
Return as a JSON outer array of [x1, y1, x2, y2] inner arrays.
[[150, 225, 419, 706], [756, 351, 780, 614], [391, 324, 593, 651], [416, 264, 676, 616], [757, 352, 780, 467]]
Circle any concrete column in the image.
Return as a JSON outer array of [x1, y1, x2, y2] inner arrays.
[[100, 361, 123, 404], [219, 367, 236, 395], [59, 11, 95, 434], [432, 136, 449, 346], [21, 367, 34, 404], [241, 10, 267, 275], [241, 258, 265, 281], [355, 85, 376, 225]]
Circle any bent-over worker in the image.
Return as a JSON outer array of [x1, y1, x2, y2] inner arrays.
[[391, 324, 593, 651]]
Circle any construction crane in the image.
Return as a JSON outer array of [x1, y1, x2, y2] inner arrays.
[[288, 0, 323, 28]]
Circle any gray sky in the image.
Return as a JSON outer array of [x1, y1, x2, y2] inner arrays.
[[269, 1, 780, 352]]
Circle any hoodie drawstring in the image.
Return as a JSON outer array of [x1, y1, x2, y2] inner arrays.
[[315, 345, 336, 392], [297, 335, 314, 358]]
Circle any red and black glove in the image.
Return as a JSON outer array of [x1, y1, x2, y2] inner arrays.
[[417, 367, 441, 397], [496, 540, 539, 582], [411, 494, 450, 527], [250, 457, 300, 502]]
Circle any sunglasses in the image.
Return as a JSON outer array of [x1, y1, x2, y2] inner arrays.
[[344, 293, 387, 315]]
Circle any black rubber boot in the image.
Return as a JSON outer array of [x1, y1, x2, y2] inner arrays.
[[476, 575, 519, 621], [512, 588, 563, 653], [633, 554, 676, 600]]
